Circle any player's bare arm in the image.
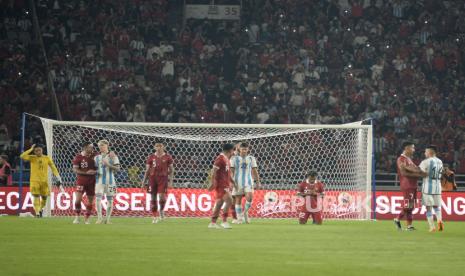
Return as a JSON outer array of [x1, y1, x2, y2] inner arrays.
[[399, 163, 422, 177], [252, 167, 261, 188], [141, 164, 151, 188], [230, 167, 237, 189], [296, 187, 307, 197], [418, 168, 428, 178], [103, 155, 120, 171], [168, 164, 174, 188], [73, 165, 96, 176], [209, 167, 219, 191]]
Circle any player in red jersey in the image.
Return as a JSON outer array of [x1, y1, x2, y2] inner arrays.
[[208, 143, 236, 229], [296, 171, 325, 225], [141, 142, 174, 223], [394, 141, 423, 231], [72, 142, 97, 224]]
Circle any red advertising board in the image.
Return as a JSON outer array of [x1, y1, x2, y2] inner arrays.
[[374, 191, 465, 221], [0, 187, 464, 221]]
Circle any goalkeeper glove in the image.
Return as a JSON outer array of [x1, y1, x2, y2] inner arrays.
[[55, 175, 62, 186], [55, 176, 65, 193]]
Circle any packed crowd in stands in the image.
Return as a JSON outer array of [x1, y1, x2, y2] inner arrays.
[[1, 0, 465, 176]]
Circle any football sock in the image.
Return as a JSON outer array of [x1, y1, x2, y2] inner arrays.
[[406, 209, 413, 225], [75, 200, 81, 215], [40, 196, 47, 210], [235, 204, 242, 218], [85, 204, 92, 218], [434, 207, 442, 222], [244, 201, 252, 214], [231, 205, 237, 219], [106, 196, 114, 220], [397, 208, 406, 220], [426, 211, 434, 229], [96, 195, 102, 219], [159, 199, 166, 218], [222, 211, 229, 222], [33, 196, 41, 215], [150, 199, 157, 214]]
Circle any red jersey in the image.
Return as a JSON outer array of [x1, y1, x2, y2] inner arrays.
[[147, 153, 173, 178], [72, 153, 96, 186], [213, 153, 231, 188], [298, 180, 324, 209], [396, 154, 418, 190]]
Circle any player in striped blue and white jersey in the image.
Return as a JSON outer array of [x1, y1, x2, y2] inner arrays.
[[419, 145, 444, 232], [94, 140, 120, 224], [230, 142, 261, 224]]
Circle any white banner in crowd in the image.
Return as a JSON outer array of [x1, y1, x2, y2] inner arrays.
[[185, 5, 241, 20]]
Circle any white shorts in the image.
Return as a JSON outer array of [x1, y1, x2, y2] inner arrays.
[[422, 194, 441, 207], [232, 186, 253, 196], [96, 184, 117, 196]]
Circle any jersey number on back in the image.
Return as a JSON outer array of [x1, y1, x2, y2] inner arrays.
[[430, 167, 442, 180]]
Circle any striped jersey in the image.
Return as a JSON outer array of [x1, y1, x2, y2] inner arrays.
[[230, 155, 258, 188], [419, 157, 443, 195], [94, 153, 120, 186]]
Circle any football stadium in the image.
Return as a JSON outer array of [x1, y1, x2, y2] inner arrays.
[[1, 1, 465, 275]]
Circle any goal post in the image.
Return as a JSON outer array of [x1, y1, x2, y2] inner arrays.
[[31, 115, 373, 220]]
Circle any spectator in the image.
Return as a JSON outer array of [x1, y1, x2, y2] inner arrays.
[[0, 155, 12, 186], [1, 0, 464, 177]]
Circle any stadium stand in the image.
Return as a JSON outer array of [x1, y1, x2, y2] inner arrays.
[[1, 0, 465, 178]]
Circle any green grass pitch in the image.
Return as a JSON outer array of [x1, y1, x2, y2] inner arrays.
[[1, 217, 464, 276]]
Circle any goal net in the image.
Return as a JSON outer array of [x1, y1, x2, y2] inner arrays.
[[36, 116, 373, 219]]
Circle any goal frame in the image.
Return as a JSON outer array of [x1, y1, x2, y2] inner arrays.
[[19, 114, 374, 219]]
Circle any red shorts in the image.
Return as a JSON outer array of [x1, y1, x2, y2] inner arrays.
[[149, 176, 169, 194], [215, 185, 231, 200], [401, 188, 418, 208], [299, 211, 322, 224], [76, 182, 95, 196]]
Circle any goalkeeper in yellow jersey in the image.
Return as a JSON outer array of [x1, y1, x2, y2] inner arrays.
[[20, 144, 62, 218]]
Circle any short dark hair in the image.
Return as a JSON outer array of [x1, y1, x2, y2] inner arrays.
[[35, 144, 45, 149], [154, 139, 164, 145], [307, 171, 318, 178], [223, 143, 235, 151], [240, 142, 249, 148], [401, 141, 414, 150], [426, 145, 437, 153], [82, 141, 93, 148]]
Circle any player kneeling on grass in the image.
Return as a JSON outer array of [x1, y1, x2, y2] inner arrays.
[[230, 142, 261, 224], [418, 145, 444, 232], [208, 143, 236, 229], [20, 144, 62, 218], [296, 171, 325, 225], [72, 142, 97, 224], [94, 140, 120, 224], [141, 142, 174, 224]]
